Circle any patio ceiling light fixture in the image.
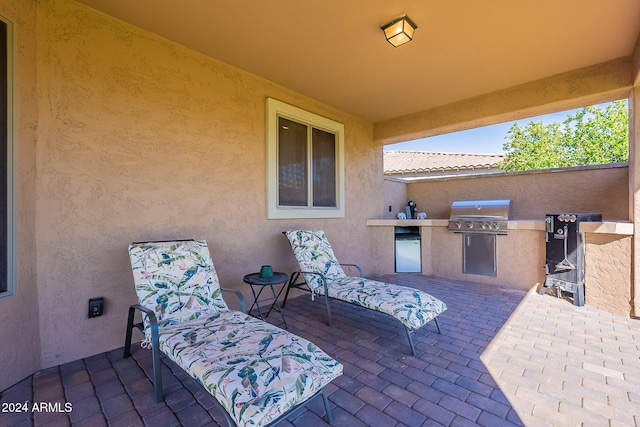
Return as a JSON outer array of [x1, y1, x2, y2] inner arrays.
[[381, 13, 418, 47]]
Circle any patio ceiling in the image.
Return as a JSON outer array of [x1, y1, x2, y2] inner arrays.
[[74, 0, 640, 123]]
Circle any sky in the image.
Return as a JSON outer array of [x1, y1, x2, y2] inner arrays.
[[384, 102, 616, 154]]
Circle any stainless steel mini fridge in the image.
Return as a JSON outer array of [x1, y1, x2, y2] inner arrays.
[[395, 227, 421, 273]]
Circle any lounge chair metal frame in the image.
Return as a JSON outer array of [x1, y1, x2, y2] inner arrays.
[[123, 239, 340, 427], [123, 298, 333, 427], [282, 268, 441, 356], [282, 230, 446, 356], [123, 285, 246, 402]]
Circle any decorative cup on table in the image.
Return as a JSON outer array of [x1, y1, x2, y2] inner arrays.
[[397, 212, 407, 220], [260, 265, 273, 278], [417, 212, 427, 220]]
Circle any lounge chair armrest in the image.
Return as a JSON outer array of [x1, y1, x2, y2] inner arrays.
[[297, 270, 328, 281], [340, 263, 363, 277], [130, 304, 158, 326], [221, 288, 247, 313], [127, 304, 160, 350]]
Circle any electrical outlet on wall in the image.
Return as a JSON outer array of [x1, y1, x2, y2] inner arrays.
[[88, 297, 104, 318]]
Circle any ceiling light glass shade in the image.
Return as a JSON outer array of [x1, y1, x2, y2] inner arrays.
[[381, 14, 418, 47]]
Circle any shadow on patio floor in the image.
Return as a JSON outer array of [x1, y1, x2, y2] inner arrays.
[[2, 275, 639, 426]]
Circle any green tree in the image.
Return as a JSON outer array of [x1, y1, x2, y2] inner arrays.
[[499, 100, 628, 171]]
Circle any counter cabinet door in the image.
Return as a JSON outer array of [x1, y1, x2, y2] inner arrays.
[[462, 234, 496, 277]]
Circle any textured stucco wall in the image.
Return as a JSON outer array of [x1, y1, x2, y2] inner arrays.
[[374, 58, 632, 145], [382, 179, 407, 219], [404, 165, 628, 221], [32, 0, 377, 369], [423, 227, 545, 289], [0, 0, 41, 391], [585, 234, 632, 316]]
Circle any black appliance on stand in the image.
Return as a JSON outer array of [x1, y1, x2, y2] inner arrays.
[[538, 213, 601, 306]]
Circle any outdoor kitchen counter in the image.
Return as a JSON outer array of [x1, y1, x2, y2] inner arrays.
[[366, 219, 633, 235], [579, 220, 633, 235], [367, 218, 633, 317]]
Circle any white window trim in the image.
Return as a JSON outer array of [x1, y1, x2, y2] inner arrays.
[[266, 98, 345, 219], [0, 14, 15, 301]]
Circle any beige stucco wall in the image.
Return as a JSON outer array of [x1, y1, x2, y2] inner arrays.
[[369, 223, 546, 289], [0, 0, 41, 392], [402, 165, 628, 221], [585, 234, 632, 316], [374, 58, 632, 146], [22, 0, 380, 376], [425, 227, 545, 288], [382, 179, 407, 219]]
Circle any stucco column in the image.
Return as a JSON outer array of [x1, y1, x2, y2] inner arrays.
[[631, 86, 640, 317]]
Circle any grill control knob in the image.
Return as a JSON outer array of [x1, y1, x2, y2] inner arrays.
[[569, 215, 577, 222], [492, 222, 500, 229], [481, 222, 488, 229], [455, 221, 462, 229], [467, 222, 474, 229]]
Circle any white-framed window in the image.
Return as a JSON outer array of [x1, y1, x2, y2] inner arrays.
[[0, 14, 15, 301], [266, 98, 345, 219]]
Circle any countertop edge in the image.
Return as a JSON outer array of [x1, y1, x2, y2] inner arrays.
[[366, 219, 449, 227], [579, 221, 634, 235], [366, 219, 633, 235]]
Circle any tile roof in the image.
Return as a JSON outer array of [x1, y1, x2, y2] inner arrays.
[[384, 150, 504, 174]]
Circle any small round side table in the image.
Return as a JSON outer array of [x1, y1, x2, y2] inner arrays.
[[243, 272, 289, 329]]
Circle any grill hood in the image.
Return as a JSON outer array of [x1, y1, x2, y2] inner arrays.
[[448, 199, 512, 234], [449, 199, 512, 220]]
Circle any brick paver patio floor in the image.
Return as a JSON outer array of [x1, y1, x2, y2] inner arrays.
[[2, 275, 639, 426]]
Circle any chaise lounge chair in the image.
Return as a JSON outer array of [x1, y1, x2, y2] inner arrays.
[[123, 239, 343, 427], [283, 230, 448, 356]]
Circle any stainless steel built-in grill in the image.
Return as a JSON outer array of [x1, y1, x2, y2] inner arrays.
[[448, 199, 512, 235], [448, 199, 512, 277]]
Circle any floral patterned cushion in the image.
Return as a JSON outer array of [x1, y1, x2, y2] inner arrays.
[[158, 310, 343, 427], [315, 276, 447, 331], [285, 230, 448, 331], [129, 240, 229, 344], [284, 230, 346, 291], [129, 239, 343, 427]]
